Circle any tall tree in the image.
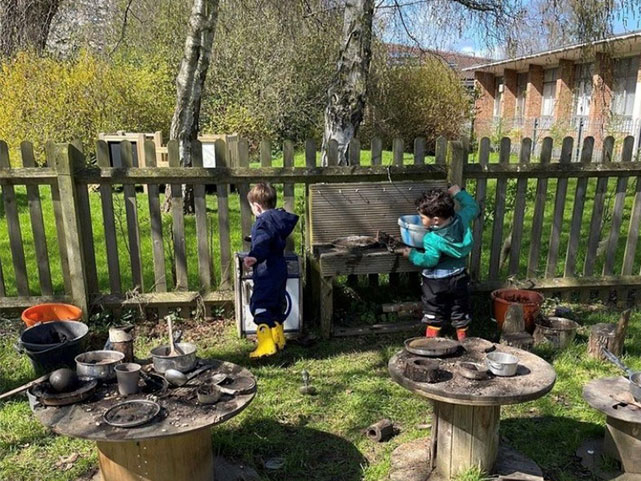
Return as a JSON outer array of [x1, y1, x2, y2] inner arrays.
[[0, 0, 61, 57], [321, 0, 375, 165], [164, 0, 220, 213]]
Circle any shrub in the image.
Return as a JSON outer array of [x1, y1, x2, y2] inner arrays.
[[0, 50, 174, 164]]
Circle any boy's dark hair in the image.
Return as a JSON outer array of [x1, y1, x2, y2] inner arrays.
[[248, 182, 277, 209], [415, 189, 455, 218]]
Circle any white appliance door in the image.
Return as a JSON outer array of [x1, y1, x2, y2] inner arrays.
[[241, 278, 300, 334]]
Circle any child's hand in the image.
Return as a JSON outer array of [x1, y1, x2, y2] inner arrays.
[[448, 184, 461, 196], [243, 256, 257, 269], [395, 247, 411, 258]]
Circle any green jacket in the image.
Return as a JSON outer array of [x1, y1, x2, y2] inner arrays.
[[408, 190, 480, 271]]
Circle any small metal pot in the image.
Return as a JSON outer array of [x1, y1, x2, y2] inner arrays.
[[602, 348, 641, 402], [75, 350, 125, 381], [150, 342, 197, 374], [486, 351, 519, 377]]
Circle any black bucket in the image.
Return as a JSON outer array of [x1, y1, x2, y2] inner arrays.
[[17, 321, 89, 375]]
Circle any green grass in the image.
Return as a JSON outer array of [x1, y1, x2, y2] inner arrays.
[[0, 305, 639, 480]]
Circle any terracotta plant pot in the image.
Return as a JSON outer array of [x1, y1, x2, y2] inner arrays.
[[491, 289, 544, 334]]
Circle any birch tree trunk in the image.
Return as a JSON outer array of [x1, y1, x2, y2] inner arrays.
[[321, 0, 374, 166], [0, 0, 61, 57], [164, 0, 219, 214]]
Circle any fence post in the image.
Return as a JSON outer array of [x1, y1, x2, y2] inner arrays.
[[55, 144, 89, 318], [447, 140, 466, 187]]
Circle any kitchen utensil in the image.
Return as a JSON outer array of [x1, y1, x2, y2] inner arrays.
[[166, 316, 183, 357], [197, 383, 222, 404], [115, 363, 142, 395], [103, 400, 161, 428], [398, 215, 429, 248], [150, 342, 197, 373], [29, 378, 97, 406], [75, 350, 125, 381], [49, 368, 78, 392], [602, 347, 641, 402], [164, 365, 216, 387], [404, 337, 461, 357], [209, 373, 256, 395], [0, 372, 51, 401], [456, 362, 489, 380], [486, 351, 519, 377]]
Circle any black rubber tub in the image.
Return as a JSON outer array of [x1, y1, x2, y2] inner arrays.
[[17, 321, 89, 374]]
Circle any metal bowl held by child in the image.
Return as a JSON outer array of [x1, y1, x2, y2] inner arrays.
[[486, 352, 519, 377], [398, 215, 428, 248], [150, 342, 197, 373], [75, 350, 125, 381]]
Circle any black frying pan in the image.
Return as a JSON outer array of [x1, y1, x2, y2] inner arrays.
[[602, 347, 641, 402]]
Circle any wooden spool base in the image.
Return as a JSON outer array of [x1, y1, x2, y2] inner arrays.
[[96, 427, 214, 481]]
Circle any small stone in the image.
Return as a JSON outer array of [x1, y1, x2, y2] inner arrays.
[[95, 422, 100, 426]]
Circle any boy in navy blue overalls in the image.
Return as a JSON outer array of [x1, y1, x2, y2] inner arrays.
[[243, 182, 298, 359]]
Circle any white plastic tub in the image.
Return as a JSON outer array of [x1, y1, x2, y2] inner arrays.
[[398, 215, 428, 248]]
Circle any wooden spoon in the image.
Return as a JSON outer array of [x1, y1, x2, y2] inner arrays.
[[166, 316, 183, 357], [0, 372, 51, 401]]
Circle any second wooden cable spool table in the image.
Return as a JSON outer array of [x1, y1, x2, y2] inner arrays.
[[388, 343, 556, 480], [32, 360, 256, 481]]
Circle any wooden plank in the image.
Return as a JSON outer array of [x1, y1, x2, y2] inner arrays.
[[413, 137, 425, 165], [545, 136, 573, 278], [508, 138, 532, 276], [472, 274, 641, 292], [348, 138, 360, 166], [319, 250, 420, 276], [191, 140, 211, 292], [582, 137, 615, 301], [21, 141, 53, 296], [120, 141, 144, 292], [622, 142, 641, 302], [460, 162, 641, 179], [469, 138, 490, 281], [488, 137, 510, 280], [320, 275, 333, 339], [283, 140, 296, 252], [0, 295, 72, 310], [215, 139, 232, 290], [435, 136, 447, 165], [327, 139, 339, 166], [448, 140, 466, 188], [0, 141, 30, 296], [260, 140, 271, 167], [371, 137, 382, 166], [54, 144, 89, 317], [237, 138, 252, 251], [564, 137, 594, 277], [95, 140, 122, 294], [603, 136, 634, 276], [45, 142, 72, 294], [168, 140, 188, 291], [333, 320, 423, 337], [309, 181, 447, 245], [527, 137, 552, 278], [96, 290, 234, 307], [449, 403, 474, 475], [144, 141, 168, 293], [434, 400, 454, 479], [393, 138, 404, 166], [469, 405, 500, 474], [304, 140, 315, 254]]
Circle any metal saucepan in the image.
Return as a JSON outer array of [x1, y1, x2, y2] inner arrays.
[[602, 347, 641, 402], [150, 342, 197, 373], [75, 350, 125, 381]]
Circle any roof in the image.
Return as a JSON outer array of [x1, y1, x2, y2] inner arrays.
[[463, 31, 641, 75], [385, 43, 493, 82]]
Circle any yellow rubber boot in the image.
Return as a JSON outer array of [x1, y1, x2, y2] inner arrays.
[[271, 322, 286, 350], [249, 324, 278, 359]]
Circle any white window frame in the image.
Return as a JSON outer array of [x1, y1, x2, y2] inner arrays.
[[541, 68, 557, 117]]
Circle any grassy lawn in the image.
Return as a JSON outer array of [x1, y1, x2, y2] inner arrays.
[[0, 304, 639, 480]]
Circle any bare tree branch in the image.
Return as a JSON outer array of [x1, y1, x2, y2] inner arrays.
[[110, 0, 136, 56]]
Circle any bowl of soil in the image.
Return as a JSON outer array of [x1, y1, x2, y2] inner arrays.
[[491, 289, 544, 333]]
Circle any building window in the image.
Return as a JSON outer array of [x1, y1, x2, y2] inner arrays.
[[541, 68, 557, 117], [612, 56, 639, 119], [493, 77, 504, 117], [575, 63, 593, 118], [515, 72, 528, 121]]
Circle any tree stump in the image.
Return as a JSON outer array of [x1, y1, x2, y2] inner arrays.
[[587, 310, 630, 360], [500, 304, 533, 350]]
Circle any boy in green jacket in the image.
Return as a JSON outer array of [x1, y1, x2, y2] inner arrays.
[[401, 185, 480, 340]]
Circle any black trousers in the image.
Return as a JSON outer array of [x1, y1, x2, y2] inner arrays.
[[421, 271, 471, 329]]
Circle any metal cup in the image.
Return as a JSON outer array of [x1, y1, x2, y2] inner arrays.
[[115, 363, 141, 396]]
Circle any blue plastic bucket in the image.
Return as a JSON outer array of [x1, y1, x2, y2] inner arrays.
[[398, 215, 428, 248]]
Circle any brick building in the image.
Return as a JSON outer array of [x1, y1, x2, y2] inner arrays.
[[465, 32, 641, 156]]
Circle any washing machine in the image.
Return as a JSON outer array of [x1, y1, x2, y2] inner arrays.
[[234, 252, 302, 337]]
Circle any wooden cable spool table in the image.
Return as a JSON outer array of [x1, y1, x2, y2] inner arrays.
[[32, 360, 256, 481], [583, 377, 641, 477], [389, 344, 556, 480]]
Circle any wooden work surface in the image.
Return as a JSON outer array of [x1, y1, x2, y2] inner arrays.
[[317, 247, 419, 276], [33, 360, 255, 442], [583, 377, 641, 424], [388, 345, 556, 406]]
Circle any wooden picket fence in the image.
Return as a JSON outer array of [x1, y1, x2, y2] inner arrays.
[[0, 133, 640, 323]]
